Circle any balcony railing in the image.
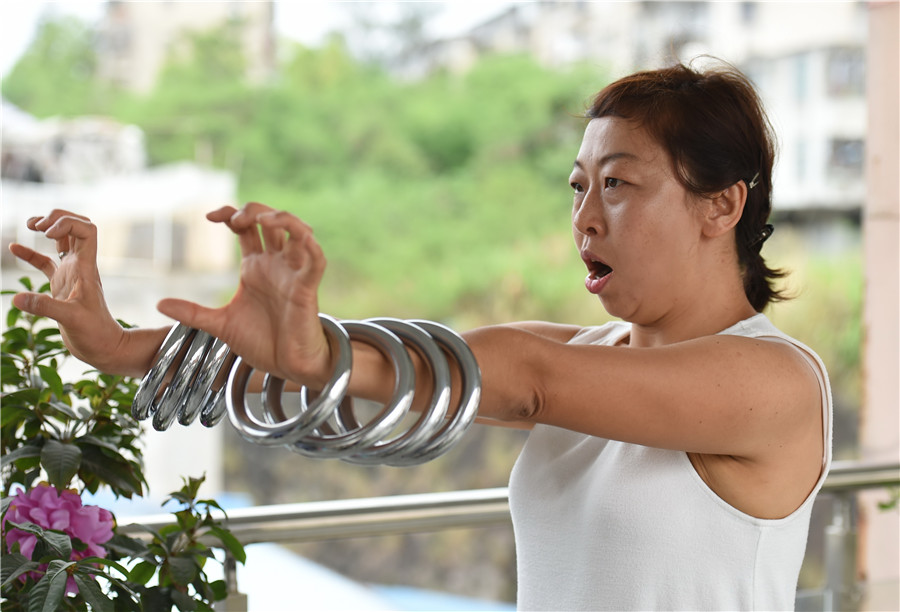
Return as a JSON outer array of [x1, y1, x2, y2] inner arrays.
[[119, 460, 899, 611]]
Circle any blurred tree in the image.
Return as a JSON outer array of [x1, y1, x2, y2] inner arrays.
[[2, 15, 116, 117]]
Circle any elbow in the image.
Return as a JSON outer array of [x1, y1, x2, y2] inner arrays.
[[467, 325, 547, 425], [516, 381, 545, 423]]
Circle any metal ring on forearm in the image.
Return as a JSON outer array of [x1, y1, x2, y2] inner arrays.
[[337, 318, 452, 465], [257, 315, 352, 437], [289, 320, 415, 458], [132, 324, 194, 421], [130, 314, 480, 467], [225, 314, 352, 445], [152, 330, 215, 431], [192, 338, 234, 427], [388, 319, 481, 465]]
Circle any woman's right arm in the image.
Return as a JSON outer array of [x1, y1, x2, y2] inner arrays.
[[9, 210, 169, 377]]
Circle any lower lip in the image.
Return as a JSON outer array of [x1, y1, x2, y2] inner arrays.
[[585, 272, 612, 295]]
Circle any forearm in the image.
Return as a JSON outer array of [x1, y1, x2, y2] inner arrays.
[[342, 324, 542, 424], [91, 326, 170, 378]]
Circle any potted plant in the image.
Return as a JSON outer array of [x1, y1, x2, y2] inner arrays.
[[1, 278, 245, 611]]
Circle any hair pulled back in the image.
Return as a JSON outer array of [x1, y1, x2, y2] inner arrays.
[[587, 61, 787, 311]]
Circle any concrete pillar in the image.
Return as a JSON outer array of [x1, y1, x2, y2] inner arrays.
[[859, 2, 900, 610]]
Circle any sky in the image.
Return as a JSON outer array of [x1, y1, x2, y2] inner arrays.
[[0, 1, 515, 77]]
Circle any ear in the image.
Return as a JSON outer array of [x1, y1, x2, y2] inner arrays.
[[701, 181, 747, 238]]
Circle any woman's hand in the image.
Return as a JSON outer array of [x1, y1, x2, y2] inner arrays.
[[8, 210, 162, 376], [157, 203, 334, 385]]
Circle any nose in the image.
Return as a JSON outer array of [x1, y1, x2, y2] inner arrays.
[[572, 192, 604, 237]]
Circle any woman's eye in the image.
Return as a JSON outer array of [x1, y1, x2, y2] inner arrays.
[[570, 182, 584, 194], [605, 177, 623, 189]]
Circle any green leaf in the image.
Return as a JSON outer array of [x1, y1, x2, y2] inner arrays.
[[174, 508, 198, 532], [1, 552, 40, 587], [1, 389, 42, 413], [208, 578, 227, 601], [1, 444, 42, 468], [128, 560, 157, 586], [76, 434, 122, 453], [206, 526, 245, 564], [40, 439, 82, 490], [7, 520, 73, 560], [79, 445, 144, 498], [6, 305, 22, 328], [73, 573, 114, 612], [40, 532, 75, 563], [26, 559, 74, 612], [170, 586, 199, 611], [103, 533, 150, 558], [167, 555, 199, 586], [197, 498, 226, 515], [76, 556, 131, 578], [36, 365, 65, 400], [47, 400, 79, 419]]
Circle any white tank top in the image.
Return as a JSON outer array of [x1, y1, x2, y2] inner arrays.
[[509, 314, 833, 611]]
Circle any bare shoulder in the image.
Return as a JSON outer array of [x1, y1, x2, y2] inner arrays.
[[498, 320, 583, 343]]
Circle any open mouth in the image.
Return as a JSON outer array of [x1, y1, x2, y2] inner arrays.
[[582, 254, 613, 295], [583, 255, 613, 280], [588, 259, 613, 280]]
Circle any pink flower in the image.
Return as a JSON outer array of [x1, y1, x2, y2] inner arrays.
[[2, 483, 115, 594]]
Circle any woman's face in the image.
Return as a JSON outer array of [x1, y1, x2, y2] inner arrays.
[[569, 117, 708, 324]]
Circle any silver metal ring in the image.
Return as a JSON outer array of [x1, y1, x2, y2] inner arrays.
[[152, 330, 215, 430], [289, 320, 415, 458], [58, 251, 68, 260], [257, 315, 352, 437], [189, 338, 234, 427], [391, 320, 481, 465], [225, 314, 352, 445], [339, 318, 451, 464], [132, 324, 193, 421]]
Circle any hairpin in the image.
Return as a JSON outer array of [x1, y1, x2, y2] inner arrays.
[[747, 172, 760, 190]]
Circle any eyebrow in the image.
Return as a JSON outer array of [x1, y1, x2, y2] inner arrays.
[[572, 152, 640, 171]]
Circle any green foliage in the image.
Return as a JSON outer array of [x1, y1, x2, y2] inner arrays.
[[1, 281, 243, 611], [1, 16, 117, 118], [1, 475, 243, 611], [1, 278, 146, 499], [102, 475, 245, 611]]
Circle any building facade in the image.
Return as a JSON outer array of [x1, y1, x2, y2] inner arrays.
[[96, 0, 275, 93]]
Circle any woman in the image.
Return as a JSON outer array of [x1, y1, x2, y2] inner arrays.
[[11, 62, 832, 610]]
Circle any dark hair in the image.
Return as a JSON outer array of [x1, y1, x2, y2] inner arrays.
[[587, 61, 787, 311]]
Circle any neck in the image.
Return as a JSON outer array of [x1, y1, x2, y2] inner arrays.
[[628, 252, 758, 348]]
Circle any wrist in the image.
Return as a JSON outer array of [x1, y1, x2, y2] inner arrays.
[[103, 326, 170, 378]]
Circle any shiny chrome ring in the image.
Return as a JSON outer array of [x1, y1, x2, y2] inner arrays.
[[339, 318, 451, 465], [389, 319, 481, 465], [192, 338, 234, 427], [225, 314, 352, 445], [132, 324, 193, 421], [152, 330, 215, 431], [290, 320, 415, 458]]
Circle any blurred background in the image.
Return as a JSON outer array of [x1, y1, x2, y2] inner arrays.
[[1, 1, 896, 610]]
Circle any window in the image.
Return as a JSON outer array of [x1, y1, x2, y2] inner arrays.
[[826, 48, 865, 96], [828, 138, 864, 174]]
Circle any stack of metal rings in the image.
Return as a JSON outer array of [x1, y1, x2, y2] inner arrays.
[[131, 315, 481, 465]]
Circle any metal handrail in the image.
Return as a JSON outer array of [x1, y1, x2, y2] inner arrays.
[[118, 460, 899, 546]]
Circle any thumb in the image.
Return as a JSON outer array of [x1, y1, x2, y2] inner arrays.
[[157, 298, 222, 335], [12, 291, 66, 321]]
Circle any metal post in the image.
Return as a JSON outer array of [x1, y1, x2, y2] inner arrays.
[[823, 492, 861, 611], [213, 551, 248, 612]]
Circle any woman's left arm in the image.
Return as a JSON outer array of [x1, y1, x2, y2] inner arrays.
[[464, 326, 821, 459]]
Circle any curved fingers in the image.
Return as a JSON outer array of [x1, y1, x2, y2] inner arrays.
[[8, 243, 56, 278], [30, 210, 95, 257]]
